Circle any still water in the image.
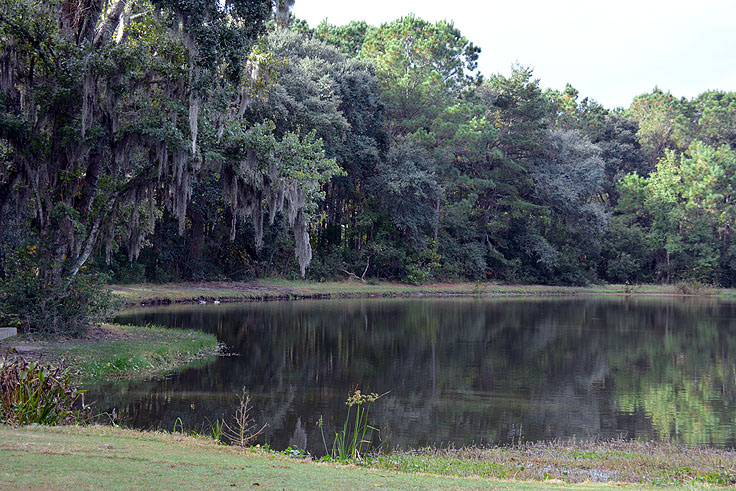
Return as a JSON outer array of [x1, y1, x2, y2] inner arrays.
[[96, 296, 736, 452]]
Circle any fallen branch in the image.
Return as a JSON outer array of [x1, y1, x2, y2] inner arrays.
[[341, 256, 371, 282]]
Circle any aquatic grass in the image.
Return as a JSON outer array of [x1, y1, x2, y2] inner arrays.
[[207, 418, 225, 443], [321, 389, 386, 463], [367, 438, 736, 485]]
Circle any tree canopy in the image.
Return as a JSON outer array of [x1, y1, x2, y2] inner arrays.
[[3, 5, 736, 332]]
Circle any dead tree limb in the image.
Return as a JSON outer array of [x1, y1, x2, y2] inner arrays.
[[341, 256, 371, 282]]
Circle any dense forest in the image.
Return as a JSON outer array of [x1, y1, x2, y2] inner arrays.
[[2, 0, 736, 332]]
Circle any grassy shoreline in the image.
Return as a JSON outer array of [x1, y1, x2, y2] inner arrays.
[[110, 279, 729, 306], [0, 323, 219, 383], [1, 425, 733, 489], [4, 282, 735, 488]]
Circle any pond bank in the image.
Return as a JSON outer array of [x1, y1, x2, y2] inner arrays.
[[0, 323, 219, 383], [3, 293, 736, 488], [1, 425, 732, 489], [110, 279, 728, 306]]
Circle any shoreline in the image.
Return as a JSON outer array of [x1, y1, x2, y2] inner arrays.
[[3, 285, 736, 488], [110, 280, 729, 307], [0, 323, 220, 383]]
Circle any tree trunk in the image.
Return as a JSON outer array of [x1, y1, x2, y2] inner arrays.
[[187, 208, 205, 262], [433, 193, 440, 243], [146, 221, 159, 281]]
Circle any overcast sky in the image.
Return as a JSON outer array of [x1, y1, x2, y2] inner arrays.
[[292, 0, 736, 109]]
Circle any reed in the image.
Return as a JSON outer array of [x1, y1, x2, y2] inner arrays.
[[320, 389, 386, 463]]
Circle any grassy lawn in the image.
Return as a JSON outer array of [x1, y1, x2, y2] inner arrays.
[[109, 279, 725, 305], [0, 425, 686, 490], [1, 324, 219, 383]]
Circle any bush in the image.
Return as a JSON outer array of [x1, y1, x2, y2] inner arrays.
[[676, 280, 704, 295], [0, 353, 90, 425], [0, 246, 120, 337], [606, 252, 639, 283], [405, 247, 441, 285], [307, 247, 344, 281]]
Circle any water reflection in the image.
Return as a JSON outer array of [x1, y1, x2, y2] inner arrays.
[[93, 296, 736, 452]]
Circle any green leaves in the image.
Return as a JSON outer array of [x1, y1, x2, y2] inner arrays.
[[359, 15, 480, 141], [0, 354, 90, 426], [614, 141, 736, 283], [150, 0, 271, 81]]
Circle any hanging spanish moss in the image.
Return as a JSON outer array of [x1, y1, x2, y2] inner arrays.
[[220, 126, 333, 278], [81, 70, 96, 138], [0, 0, 330, 286]]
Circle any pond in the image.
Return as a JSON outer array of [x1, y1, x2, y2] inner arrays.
[[94, 296, 736, 452]]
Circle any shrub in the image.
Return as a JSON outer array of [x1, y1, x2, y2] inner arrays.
[[222, 390, 267, 447], [676, 280, 704, 295], [0, 353, 90, 425], [307, 247, 344, 281], [405, 247, 441, 285], [0, 246, 120, 337]]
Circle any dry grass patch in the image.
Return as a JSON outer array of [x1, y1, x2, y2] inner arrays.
[[109, 280, 733, 307], [370, 439, 736, 486]]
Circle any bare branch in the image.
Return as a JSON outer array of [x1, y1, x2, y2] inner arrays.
[[342, 256, 371, 282]]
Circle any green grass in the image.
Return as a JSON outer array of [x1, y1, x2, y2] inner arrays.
[[0, 324, 220, 383], [109, 280, 728, 306], [0, 425, 682, 490], [52, 324, 218, 383]]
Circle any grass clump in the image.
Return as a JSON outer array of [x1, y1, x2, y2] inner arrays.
[[320, 389, 386, 463], [0, 353, 90, 425]]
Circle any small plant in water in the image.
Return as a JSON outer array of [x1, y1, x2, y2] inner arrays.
[[319, 389, 387, 463]]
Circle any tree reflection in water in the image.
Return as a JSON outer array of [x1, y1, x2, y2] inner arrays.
[[89, 297, 736, 453]]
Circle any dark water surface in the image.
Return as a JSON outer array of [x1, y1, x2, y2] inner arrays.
[[97, 296, 736, 452]]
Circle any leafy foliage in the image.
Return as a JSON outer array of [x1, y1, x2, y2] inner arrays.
[[0, 245, 119, 336], [0, 0, 348, 332], [3, 4, 736, 296], [0, 354, 90, 425]]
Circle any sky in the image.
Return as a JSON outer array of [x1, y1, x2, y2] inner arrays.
[[292, 0, 736, 109]]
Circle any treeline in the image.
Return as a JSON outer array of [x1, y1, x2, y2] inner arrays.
[[108, 16, 736, 286], [3, 2, 736, 296]]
